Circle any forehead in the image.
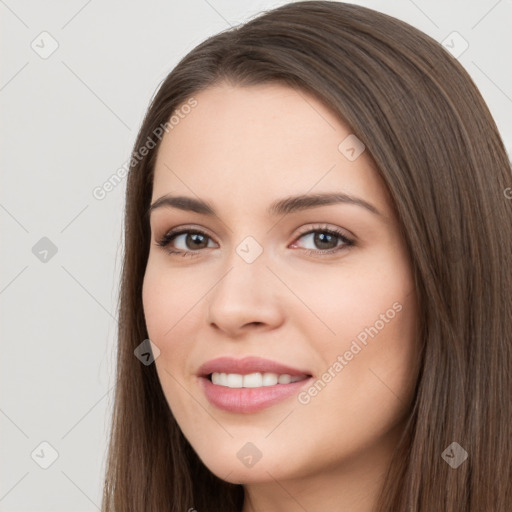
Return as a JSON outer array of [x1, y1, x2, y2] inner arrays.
[[151, 83, 391, 217]]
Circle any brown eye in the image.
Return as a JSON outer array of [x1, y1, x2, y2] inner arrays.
[[156, 229, 216, 256], [291, 226, 354, 255], [181, 232, 210, 250]]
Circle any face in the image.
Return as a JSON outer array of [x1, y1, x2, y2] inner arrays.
[[142, 82, 420, 487]]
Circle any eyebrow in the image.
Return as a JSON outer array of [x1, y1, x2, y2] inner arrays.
[[147, 192, 382, 219]]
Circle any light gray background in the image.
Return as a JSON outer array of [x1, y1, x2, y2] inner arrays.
[[1, 0, 511, 510]]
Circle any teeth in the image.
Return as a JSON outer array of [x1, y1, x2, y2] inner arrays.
[[278, 374, 291, 384], [210, 372, 307, 388], [262, 372, 278, 386], [226, 373, 243, 387], [243, 372, 263, 388]]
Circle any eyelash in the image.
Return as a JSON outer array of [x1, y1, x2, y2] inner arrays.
[[155, 224, 355, 258]]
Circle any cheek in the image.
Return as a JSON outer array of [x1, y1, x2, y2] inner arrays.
[[294, 246, 419, 416], [285, 250, 413, 345], [142, 265, 202, 420], [142, 260, 210, 383], [141, 260, 201, 339], [142, 267, 169, 340]]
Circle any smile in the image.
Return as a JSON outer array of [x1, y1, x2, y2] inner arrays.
[[210, 371, 309, 388], [197, 356, 314, 413]]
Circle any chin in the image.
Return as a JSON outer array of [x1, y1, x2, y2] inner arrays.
[[206, 462, 283, 485], [190, 443, 291, 484]]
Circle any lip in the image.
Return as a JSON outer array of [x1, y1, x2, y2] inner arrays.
[[197, 356, 314, 413], [197, 356, 312, 378], [199, 375, 314, 413]]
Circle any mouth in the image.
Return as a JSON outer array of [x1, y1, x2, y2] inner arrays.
[[197, 356, 314, 413]]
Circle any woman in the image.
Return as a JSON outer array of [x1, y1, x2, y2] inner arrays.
[[102, 2, 512, 511]]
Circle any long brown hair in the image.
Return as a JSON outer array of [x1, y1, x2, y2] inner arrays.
[[101, 2, 512, 510]]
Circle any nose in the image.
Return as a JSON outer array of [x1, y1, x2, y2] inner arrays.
[[206, 257, 285, 337]]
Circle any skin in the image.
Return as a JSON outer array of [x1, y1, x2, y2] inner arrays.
[[142, 82, 421, 512]]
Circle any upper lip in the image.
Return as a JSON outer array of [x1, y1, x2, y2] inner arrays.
[[197, 356, 313, 378]]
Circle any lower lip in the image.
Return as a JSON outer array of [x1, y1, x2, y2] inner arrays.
[[199, 376, 313, 413]]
